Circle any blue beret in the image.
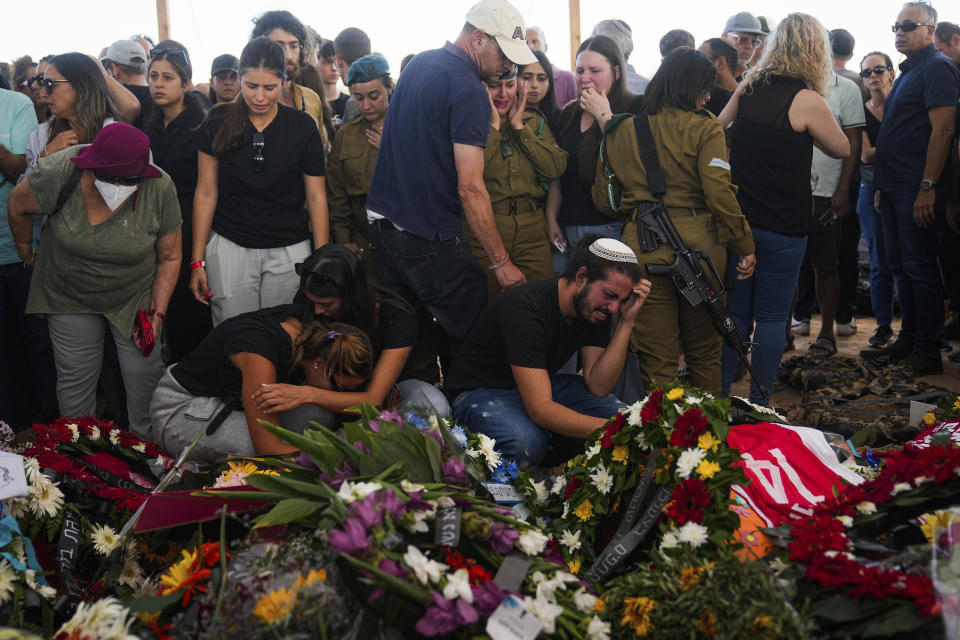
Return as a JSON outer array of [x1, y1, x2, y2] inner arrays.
[[347, 54, 390, 85]]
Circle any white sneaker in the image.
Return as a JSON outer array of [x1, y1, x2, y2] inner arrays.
[[791, 318, 810, 336], [837, 318, 858, 337]]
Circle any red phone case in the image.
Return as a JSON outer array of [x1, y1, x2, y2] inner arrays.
[[136, 310, 156, 358]]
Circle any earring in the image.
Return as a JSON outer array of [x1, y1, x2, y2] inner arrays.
[[312, 361, 321, 371]]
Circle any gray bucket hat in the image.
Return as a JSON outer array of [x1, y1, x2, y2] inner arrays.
[[723, 12, 766, 36]]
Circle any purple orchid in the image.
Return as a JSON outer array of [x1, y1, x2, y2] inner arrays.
[[379, 489, 408, 522], [441, 456, 470, 486], [472, 581, 509, 618], [487, 522, 520, 554], [349, 496, 381, 529], [424, 428, 444, 447], [414, 593, 479, 637], [353, 441, 372, 457], [294, 451, 319, 470], [328, 517, 370, 555], [369, 408, 402, 433]]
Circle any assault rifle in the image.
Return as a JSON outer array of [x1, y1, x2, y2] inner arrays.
[[629, 114, 768, 403]]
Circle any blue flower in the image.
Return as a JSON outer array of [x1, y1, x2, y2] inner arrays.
[[404, 411, 430, 431], [450, 426, 469, 449], [490, 459, 519, 483]]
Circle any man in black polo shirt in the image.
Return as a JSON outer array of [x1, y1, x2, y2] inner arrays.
[[862, 1, 959, 374], [366, 0, 536, 352], [447, 237, 650, 465]]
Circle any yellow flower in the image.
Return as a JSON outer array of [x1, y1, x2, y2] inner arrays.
[[573, 499, 594, 522], [252, 586, 297, 624], [697, 459, 721, 480], [753, 615, 774, 629], [568, 557, 581, 574], [295, 569, 327, 589], [612, 445, 630, 464], [679, 566, 705, 591], [158, 549, 199, 593], [920, 510, 958, 543], [621, 596, 657, 636], [922, 412, 936, 426], [666, 388, 685, 402], [953, 398, 960, 412], [698, 610, 717, 636], [594, 598, 606, 612], [698, 432, 720, 452]]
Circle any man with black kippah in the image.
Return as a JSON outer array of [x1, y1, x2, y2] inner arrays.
[[448, 237, 651, 465]]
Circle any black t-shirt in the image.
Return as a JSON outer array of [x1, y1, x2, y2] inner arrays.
[[197, 104, 326, 248], [147, 104, 205, 246], [172, 304, 302, 397], [445, 279, 611, 393], [124, 84, 153, 131], [330, 93, 349, 119], [705, 86, 732, 117]]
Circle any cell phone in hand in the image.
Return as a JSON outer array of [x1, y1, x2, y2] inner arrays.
[[135, 310, 155, 358], [553, 239, 567, 253]]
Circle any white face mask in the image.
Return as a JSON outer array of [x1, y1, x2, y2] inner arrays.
[[94, 180, 138, 212]]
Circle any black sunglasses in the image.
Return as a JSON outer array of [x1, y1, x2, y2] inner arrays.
[[252, 131, 265, 173], [891, 21, 933, 33], [38, 77, 70, 93], [93, 172, 141, 186], [860, 65, 892, 77], [150, 46, 191, 64]]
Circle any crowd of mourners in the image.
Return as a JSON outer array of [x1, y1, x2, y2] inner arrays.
[[1, 0, 958, 465]]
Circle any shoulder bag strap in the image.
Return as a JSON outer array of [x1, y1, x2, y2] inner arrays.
[[50, 165, 84, 218]]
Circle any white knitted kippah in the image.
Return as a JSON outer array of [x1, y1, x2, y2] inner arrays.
[[588, 238, 638, 264]]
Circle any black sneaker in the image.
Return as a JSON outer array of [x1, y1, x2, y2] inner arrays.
[[901, 352, 944, 376], [860, 338, 913, 360], [868, 325, 894, 349]]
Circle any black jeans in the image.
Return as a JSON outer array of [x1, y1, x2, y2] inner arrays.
[[369, 220, 487, 348], [0, 263, 58, 424]]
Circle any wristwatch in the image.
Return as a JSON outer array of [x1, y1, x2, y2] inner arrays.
[[920, 179, 935, 191]]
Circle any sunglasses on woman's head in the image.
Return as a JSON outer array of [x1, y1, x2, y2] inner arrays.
[[860, 65, 892, 77], [252, 131, 265, 173], [891, 21, 933, 33], [150, 46, 191, 64]]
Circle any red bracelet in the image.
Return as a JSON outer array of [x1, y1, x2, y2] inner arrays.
[[190, 260, 205, 270], [149, 309, 166, 322]]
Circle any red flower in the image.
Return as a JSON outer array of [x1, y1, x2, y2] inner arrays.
[[640, 390, 664, 425], [599, 413, 626, 448], [670, 408, 709, 448], [200, 541, 227, 567], [916, 445, 960, 483], [564, 476, 584, 500], [80, 451, 133, 479], [666, 478, 712, 525]]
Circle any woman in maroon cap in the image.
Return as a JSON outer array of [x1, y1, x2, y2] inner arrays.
[[8, 122, 182, 436]]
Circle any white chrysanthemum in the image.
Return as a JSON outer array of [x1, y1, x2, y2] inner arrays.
[[676, 448, 707, 479], [535, 516, 548, 529], [678, 521, 709, 548], [585, 443, 601, 460], [0, 559, 15, 604], [560, 529, 582, 552], [521, 593, 564, 634], [856, 501, 877, 515], [517, 530, 549, 556], [28, 477, 64, 518], [132, 443, 146, 453], [89, 426, 101, 440], [90, 524, 120, 556], [118, 560, 144, 589], [836, 515, 854, 527], [573, 588, 597, 613], [626, 401, 644, 426], [55, 596, 138, 640], [589, 465, 613, 495], [561, 501, 570, 519], [685, 394, 703, 405], [403, 546, 447, 585], [892, 482, 911, 495], [442, 568, 473, 603], [475, 434, 502, 471], [23, 457, 41, 480], [587, 615, 612, 640], [337, 480, 381, 502], [109, 429, 121, 446], [530, 480, 549, 505], [915, 476, 932, 486], [550, 476, 566, 496], [24, 569, 56, 600], [635, 431, 648, 449], [660, 529, 679, 550], [67, 424, 80, 442]]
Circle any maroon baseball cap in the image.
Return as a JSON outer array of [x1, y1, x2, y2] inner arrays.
[[72, 123, 162, 178]]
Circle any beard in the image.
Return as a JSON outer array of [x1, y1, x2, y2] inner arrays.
[[573, 285, 607, 324]]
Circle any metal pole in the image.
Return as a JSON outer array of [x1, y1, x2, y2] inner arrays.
[[568, 0, 580, 70], [156, 0, 171, 41]]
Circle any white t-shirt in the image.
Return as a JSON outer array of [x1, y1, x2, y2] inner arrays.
[[20, 117, 116, 182], [810, 71, 865, 198]]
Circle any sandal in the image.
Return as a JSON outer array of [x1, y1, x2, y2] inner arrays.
[[806, 335, 837, 359]]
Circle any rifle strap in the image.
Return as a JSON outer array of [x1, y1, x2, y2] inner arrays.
[[632, 114, 667, 201]]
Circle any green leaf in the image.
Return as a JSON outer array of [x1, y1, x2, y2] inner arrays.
[[338, 554, 431, 605], [862, 602, 927, 637], [245, 473, 337, 501], [423, 431, 443, 482], [256, 421, 344, 473], [124, 590, 183, 612], [251, 497, 320, 528], [303, 421, 365, 465]]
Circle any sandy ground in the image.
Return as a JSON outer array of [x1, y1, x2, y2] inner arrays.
[[729, 314, 959, 432]]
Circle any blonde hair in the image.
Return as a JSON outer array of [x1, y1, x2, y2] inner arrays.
[[741, 13, 833, 96], [294, 322, 373, 382]]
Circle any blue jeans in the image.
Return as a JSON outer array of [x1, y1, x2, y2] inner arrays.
[[721, 228, 807, 405], [553, 221, 626, 272], [453, 374, 618, 465], [856, 181, 895, 327], [369, 220, 487, 347], [877, 189, 944, 357]]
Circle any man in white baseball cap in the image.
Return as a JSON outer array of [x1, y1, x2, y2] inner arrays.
[[467, 0, 537, 67]]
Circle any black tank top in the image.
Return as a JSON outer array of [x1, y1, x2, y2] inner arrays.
[[864, 103, 881, 147], [731, 75, 813, 237]]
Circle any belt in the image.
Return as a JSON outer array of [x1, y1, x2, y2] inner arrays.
[[492, 199, 539, 215]]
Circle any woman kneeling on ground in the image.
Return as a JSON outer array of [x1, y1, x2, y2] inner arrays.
[[251, 244, 451, 418], [150, 313, 372, 460]]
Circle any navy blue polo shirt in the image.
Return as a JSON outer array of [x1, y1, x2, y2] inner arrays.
[[875, 44, 959, 191], [366, 43, 490, 240]]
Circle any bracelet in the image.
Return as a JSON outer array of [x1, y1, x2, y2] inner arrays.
[[148, 309, 166, 322], [15, 242, 32, 247], [189, 260, 205, 270], [489, 253, 510, 270]]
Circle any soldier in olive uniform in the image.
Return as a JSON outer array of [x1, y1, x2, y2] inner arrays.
[[326, 55, 392, 267], [468, 65, 568, 299], [592, 48, 755, 394]]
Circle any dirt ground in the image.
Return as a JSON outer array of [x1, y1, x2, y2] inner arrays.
[[729, 314, 959, 441]]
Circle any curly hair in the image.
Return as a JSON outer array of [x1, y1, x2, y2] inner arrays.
[[293, 321, 373, 383], [740, 13, 833, 97]]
